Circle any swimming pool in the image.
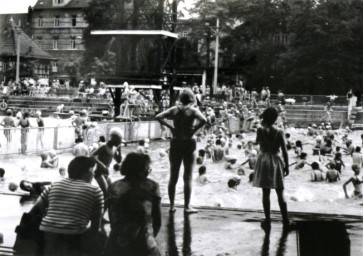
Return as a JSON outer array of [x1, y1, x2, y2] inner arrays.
[[0, 127, 362, 216]]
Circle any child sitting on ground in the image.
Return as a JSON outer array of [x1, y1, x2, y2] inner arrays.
[[343, 165, 362, 199], [352, 147, 363, 168], [310, 162, 324, 182], [325, 162, 340, 183]]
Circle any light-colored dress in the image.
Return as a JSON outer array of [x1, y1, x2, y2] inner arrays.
[[253, 127, 285, 189]]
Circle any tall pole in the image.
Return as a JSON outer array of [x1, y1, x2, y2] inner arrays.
[[16, 28, 21, 83], [212, 18, 219, 94]]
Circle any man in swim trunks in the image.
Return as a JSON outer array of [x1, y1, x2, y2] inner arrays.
[[156, 88, 207, 213]]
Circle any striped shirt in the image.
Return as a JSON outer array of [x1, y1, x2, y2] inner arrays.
[[39, 178, 104, 234]]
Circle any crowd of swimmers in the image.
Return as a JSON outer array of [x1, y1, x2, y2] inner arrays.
[[0, 87, 362, 255]]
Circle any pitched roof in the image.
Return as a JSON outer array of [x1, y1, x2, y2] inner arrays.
[[0, 19, 56, 60], [34, 0, 92, 9]]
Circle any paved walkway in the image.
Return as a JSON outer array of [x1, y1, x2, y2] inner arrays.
[[0, 196, 362, 255]]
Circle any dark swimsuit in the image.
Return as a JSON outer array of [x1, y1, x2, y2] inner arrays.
[[169, 106, 197, 162]]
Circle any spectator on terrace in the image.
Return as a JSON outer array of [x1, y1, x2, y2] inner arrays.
[[104, 152, 162, 256], [29, 156, 104, 256]]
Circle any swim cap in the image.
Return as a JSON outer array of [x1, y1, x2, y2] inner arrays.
[[36, 111, 42, 116], [109, 127, 123, 138], [251, 150, 257, 155], [69, 110, 74, 115]]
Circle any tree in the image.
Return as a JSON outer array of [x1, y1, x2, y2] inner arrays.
[[187, 0, 363, 94]]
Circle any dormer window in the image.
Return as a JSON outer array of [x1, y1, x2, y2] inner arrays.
[[38, 17, 43, 27], [54, 16, 60, 27], [54, 0, 64, 4]]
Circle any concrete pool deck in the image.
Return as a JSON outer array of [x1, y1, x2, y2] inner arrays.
[[0, 196, 362, 256]]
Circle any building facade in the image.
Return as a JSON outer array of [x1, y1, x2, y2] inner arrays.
[[31, 0, 91, 83]]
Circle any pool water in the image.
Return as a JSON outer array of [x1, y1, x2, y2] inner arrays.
[[0, 126, 362, 216]]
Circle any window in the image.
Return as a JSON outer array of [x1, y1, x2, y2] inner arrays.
[[53, 40, 58, 50], [54, 16, 60, 27], [0, 61, 2, 71], [183, 31, 188, 37], [72, 16, 77, 27], [70, 40, 76, 49], [18, 19, 21, 27], [38, 17, 43, 27], [54, 0, 64, 4], [52, 62, 58, 73]]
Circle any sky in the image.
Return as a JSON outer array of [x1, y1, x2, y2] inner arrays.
[[0, 0, 196, 14], [0, 0, 38, 14]]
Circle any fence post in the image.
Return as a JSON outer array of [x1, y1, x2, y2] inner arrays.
[[53, 126, 59, 150]]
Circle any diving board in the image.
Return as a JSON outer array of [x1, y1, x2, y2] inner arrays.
[[91, 30, 178, 39]]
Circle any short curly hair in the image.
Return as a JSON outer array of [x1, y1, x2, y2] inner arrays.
[[121, 152, 151, 179]]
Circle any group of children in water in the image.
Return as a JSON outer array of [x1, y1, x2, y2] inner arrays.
[[192, 119, 363, 199]]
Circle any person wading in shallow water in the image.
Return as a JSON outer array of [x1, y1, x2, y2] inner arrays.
[[156, 88, 207, 213]]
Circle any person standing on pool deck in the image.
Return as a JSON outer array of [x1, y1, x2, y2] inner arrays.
[[156, 88, 207, 213], [252, 107, 292, 230]]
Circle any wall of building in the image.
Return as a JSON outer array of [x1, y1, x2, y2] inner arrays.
[[31, 8, 87, 81]]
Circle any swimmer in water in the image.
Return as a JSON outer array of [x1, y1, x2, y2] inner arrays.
[[40, 152, 56, 168], [48, 150, 59, 168], [156, 88, 207, 213], [20, 180, 51, 196], [73, 137, 89, 157], [212, 139, 225, 162], [310, 162, 324, 182], [343, 165, 363, 199], [290, 152, 310, 170], [325, 162, 340, 183], [331, 152, 345, 174], [240, 150, 258, 170], [352, 147, 363, 168]]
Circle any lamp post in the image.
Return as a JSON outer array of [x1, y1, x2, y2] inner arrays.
[[212, 18, 219, 94], [15, 27, 21, 83]]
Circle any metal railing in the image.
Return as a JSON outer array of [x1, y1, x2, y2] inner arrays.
[[0, 121, 172, 155]]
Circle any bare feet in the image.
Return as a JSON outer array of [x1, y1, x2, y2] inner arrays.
[[184, 207, 198, 214]]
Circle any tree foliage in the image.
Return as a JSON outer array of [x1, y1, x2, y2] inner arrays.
[[187, 0, 363, 94]]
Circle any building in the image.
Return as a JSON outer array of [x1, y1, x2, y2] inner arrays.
[[31, 0, 91, 83], [0, 19, 55, 82]]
